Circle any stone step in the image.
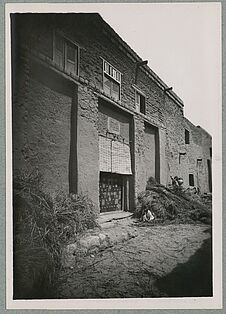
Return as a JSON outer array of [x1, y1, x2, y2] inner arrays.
[[98, 211, 133, 225], [62, 214, 137, 268]]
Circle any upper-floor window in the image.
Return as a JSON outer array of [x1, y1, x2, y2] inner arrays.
[[135, 91, 146, 114], [54, 32, 79, 76], [103, 60, 121, 101], [189, 174, 194, 186], [185, 129, 190, 144], [210, 147, 212, 158]]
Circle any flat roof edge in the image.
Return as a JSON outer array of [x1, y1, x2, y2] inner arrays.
[[97, 14, 184, 107]]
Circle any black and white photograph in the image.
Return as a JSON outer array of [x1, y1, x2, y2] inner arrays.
[[6, 2, 222, 309]]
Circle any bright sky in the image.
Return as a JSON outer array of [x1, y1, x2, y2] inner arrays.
[[73, 2, 221, 135]]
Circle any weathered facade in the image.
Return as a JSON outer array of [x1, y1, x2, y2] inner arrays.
[[12, 13, 212, 213]]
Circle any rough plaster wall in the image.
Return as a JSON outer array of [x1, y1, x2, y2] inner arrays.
[[136, 70, 164, 126], [200, 128, 212, 193], [144, 125, 156, 184], [160, 95, 210, 191], [163, 99, 185, 185], [98, 102, 130, 144], [183, 120, 212, 193], [162, 106, 212, 193], [13, 64, 71, 195], [14, 14, 213, 204], [133, 117, 146, 196], [54, 15, 136, 111], [77, 85, 99, 211], [70, 17, 212, 194], [159, 128, 167, 185]]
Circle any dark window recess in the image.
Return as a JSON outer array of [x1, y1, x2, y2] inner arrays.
[[135, 92, 146, 114], [207, 159, 212, 192], [210, 147, 212, 157], [189, 174, 194, 186], [185, 129, 190, 144]]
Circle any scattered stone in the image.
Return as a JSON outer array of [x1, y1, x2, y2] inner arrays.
[[61, 217, 139, 268], [79, 235, 100, 249], [99, 233, 107, 243], [61, 243, 78, 268]]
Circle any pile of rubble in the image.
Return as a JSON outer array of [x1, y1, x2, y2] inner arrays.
[[135, 177, 212, 225]]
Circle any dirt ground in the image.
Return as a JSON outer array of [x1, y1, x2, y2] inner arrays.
[[57, 223, 212, 298]]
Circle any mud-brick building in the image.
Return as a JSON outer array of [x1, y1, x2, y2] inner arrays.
[[11, 13, 212, 213]]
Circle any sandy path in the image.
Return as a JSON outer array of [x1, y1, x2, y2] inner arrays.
[[57, 223, 211, 298]]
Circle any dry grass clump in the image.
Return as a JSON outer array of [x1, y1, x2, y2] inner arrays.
[[135, 177, 212, 225], [13, 170, 98, 299]]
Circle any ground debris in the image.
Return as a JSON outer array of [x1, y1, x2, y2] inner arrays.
[[57, 223, 211, 299]]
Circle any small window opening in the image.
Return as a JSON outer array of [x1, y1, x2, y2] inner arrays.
[[54, 33, 79, 76], [135, 92, 146, 114], [185, 129, 190, 144], [189, 174, 194, 186], [210, 147, 212, 158]]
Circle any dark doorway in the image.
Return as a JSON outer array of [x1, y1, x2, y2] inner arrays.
[[144, 123, 160, 183], [207, 159, 212, 192], [99, 172, 128, 213]]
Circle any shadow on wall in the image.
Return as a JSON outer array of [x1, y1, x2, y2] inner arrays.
[[154, 229, 212, 297]]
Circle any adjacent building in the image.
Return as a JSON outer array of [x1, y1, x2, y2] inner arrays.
[[11, 13, 212, 213]]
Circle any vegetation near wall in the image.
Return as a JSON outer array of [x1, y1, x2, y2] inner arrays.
[[135, 177, 212, 224], [13, 171, 98, 299]]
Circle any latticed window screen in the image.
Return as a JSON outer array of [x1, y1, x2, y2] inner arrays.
[[99, 136, 112, 172], [103, 60, 121, 101], [103, 61, 121, 83], [99, 136, 132, 175], [112, 141, 132, 174]]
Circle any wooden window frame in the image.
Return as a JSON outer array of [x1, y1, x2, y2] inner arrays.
[[53, 31, 79, 77], [103, 59, 121, 101], [135, 90, 146, 114]]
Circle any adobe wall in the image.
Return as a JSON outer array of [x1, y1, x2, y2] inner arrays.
[[77, 84, 99, 210], [12, 13, 212, 211], [183, 120, 212, 193], [52, 13, 174, 198], [13, 52, 73, 195], [98, 100, 131, 144]]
